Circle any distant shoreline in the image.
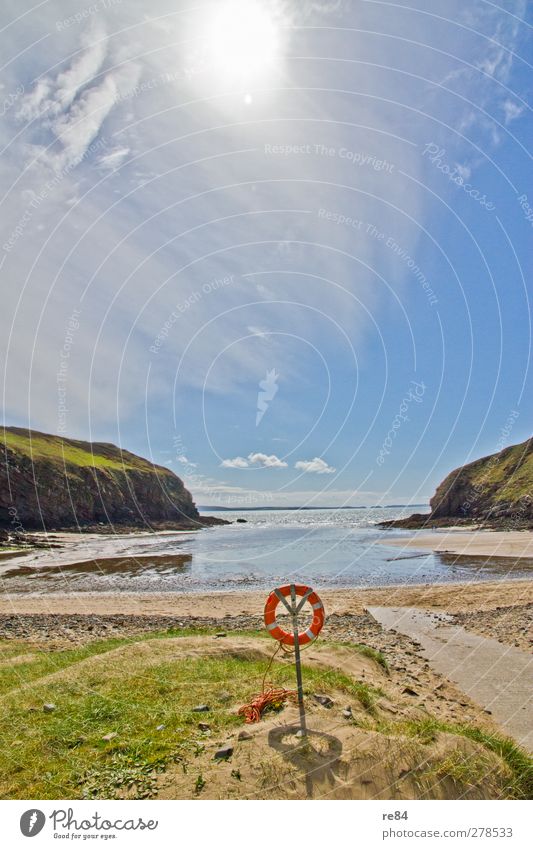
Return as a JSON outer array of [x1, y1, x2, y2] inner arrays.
[[198, 504, 430, 511]]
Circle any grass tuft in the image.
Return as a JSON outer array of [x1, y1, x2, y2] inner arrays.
[[382, 717, 532, 799]]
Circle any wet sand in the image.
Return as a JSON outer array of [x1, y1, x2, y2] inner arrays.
[[381, 529, 533, 559]]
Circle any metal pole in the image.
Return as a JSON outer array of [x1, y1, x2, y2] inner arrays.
[[289, 583, 307, 738]]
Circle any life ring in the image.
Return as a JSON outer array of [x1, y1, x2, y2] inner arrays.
[[264, 583, 325, 646]]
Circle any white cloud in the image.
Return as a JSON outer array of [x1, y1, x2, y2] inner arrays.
[[502, 99, 525, 125], [248, 452, 287, 468], [176, 454, 197, 467], [16, 21, 141, 173], [295, 457, 336, 474], [221, 452, 288, 468], [247, 325, 269, 338], [17, 23, 107, 123], [455, 163, 471, 180], [97, 145, 131, 170], [50, 26, 108, 117], [221, 456, 250, 468]]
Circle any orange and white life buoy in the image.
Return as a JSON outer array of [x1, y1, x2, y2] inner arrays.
[[264, 584, 325, 646]]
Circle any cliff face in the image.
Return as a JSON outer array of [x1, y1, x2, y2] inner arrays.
[[0, 428, 200, 531], [430, 437, 533, 525], [379, 437, 533, 529]]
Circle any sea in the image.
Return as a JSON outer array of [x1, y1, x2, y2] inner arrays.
[[1, 506, 532, 594]]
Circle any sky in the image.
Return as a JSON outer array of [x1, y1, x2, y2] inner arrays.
[[0, 0, 531, 508]]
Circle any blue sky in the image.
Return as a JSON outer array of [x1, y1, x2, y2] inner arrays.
[[1, 0, 531, 507]]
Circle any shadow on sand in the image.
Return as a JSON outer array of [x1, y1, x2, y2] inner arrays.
[[268, 724, 343, 798]]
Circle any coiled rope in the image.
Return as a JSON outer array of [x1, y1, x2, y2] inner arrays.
[[237, 635, 317, 723]]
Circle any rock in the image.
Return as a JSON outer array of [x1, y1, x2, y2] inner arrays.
[[215, 633, 227, 638], [236, 518, 247, 523], [214, 745, 233, 760], [156, 724, 166, 731], [402, 687, 419, 697], [102, 732, 118, 742], [198, 722, 211, 732], [313, 693, 334, 708], [342, 709, 352, 719], [238, 730, 252, 741], [43, 703, 56, 713], [191, 704, 210, 712]]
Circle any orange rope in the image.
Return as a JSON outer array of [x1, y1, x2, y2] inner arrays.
[[237, 641, 296, 723]]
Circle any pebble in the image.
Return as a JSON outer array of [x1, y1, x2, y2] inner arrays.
[[313, 693, 334, 708], [192, 704, 210, 712], [4, 608, 528, 654], [198, 723, 211, 732], [102, 732, 118, 742], [238, 730, 252, 741], [43, 703, 56, 713], [214, 745, 233, 760]]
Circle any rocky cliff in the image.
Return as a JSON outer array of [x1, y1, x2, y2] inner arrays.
[[381, 437, 533, 529], [0, 427, 203, 532], [430, 437, 533, 525]]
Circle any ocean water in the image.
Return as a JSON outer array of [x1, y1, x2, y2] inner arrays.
[[2, 507, 532, 594]]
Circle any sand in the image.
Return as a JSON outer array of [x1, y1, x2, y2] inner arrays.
[[381, 529, 533, 559], [0, 578, 531, 618]]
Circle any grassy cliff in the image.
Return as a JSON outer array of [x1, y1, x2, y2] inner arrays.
[[430, 438, 533, 525], [382, 437, 533, 529], [0, 427, 200, 532]]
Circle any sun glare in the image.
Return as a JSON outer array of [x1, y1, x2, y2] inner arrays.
[[202, 0, 281, 87]]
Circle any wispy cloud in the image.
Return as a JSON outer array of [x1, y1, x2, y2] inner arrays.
[[502, 98, 525, 125], [16, 21, 140, 172], [17, 24, 107, 122]]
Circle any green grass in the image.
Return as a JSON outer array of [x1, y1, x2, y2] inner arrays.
[[2, 429, 172, 474], [418, 747, 500, 797], [323, 640, 389, 672], [0, 627, 264, 693], [307, 666, 382, 712], [0, 631, 380, 799], [2, 631, 528, 800], [460, 440, 533, 505]]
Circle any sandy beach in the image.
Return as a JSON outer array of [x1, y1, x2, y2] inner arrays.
[[1, 577, 531, 618], [381, 529, 533, 559]]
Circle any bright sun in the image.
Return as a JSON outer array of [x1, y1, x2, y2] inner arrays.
[[202, 0, 281, 88]]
